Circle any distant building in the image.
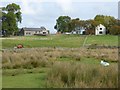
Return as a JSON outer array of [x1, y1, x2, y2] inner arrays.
[[95, 24, 106, 35], [63, 27, 86, 35], [20, 26, 49, 36], [72, 26, 86, 35]]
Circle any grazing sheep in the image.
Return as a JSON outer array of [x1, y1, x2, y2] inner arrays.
[[100, 60, 109, 66]]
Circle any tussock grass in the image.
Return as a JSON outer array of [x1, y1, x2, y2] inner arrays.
[[47, 62, 118, 88], [2, 48, 118, 69], [2, 48, 118, 88]]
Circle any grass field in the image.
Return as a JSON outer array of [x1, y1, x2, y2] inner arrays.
[[2, 47, 118, 88], [3, 73, 46, 88], [1, 35, 118, 49], [1, 35, 118, 88]]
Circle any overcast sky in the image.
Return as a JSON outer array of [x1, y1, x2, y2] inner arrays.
[[0, 0, 119, 33]]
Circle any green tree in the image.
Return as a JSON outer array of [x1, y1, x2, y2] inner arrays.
[[68, 18, 86, 32], [68, 18, 80, 32], [2, 3, 22, 36], [54, 16, 71, 33], [0, 9, 2, 31]]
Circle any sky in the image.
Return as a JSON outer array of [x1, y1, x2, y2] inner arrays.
[[0, 0, 119, 34]]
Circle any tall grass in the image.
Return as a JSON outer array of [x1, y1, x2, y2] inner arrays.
[[2, 48, 118, 69], [2, 48, 118, 88], [47, 62, 118, 88]]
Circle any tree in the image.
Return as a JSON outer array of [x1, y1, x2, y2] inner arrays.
[[2, 3, 22, 36], [0, 9, 2, 31], [54, 16, 71, 33], [109, 25, 120, 35], [83, 19, 99, 35], [68, 18, 80, 32], [68, 18, 87, 32], [54, 15, 119, 35]]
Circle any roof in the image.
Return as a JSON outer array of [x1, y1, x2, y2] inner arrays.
[[22, 27, 47, 31], [97, 24, 105, 28]]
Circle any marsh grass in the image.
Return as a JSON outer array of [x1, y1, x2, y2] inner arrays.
[[2, 48, 118, 88], [47, 62, 118, 88], [2, 48, 118, 69]]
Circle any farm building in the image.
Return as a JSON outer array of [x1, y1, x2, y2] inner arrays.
[[20, 26, 49, 36], [64, 27, 86, 35], [95, 24, 106, 35], [72, 27, 86, 35]]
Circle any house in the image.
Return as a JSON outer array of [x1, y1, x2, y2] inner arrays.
[[95, 24, 106, 35], [64, 32, 72, 35], [20, 26, 49, 36], [71, 27, 86, 35]]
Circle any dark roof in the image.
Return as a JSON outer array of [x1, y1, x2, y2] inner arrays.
[[22, 27, 47, 31]]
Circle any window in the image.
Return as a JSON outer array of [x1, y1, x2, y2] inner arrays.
[[99, 31, 103, 34], [100, 28, 102, 30], [26, 32, 31, 35], [43, 32, 46, 34]]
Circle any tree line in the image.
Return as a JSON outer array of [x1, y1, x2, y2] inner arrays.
[[54, 15, 120, 35], [0, 3, 120, 36]]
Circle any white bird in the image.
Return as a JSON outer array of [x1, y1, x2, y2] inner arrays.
[[100, 60, 109, 66]]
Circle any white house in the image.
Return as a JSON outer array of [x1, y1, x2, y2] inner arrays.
[[71, 27, 86, 35], [95, 24, 106, 35], [79, 28, 85, 35]]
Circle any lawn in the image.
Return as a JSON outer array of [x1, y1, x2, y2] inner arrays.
[[2, 68, 48, 88], [3, 73, 46, 88], [85, 35, 118, 46], [2, 35, 118, 49]]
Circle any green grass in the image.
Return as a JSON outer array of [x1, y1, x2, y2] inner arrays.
[[2, 67, 49, 88], [3, 73, 46, 88], [2, 57, 117, 88], [2, 34, 118, 88], [0, 69, 2, 89], [2, 35, 118, 49], [85, 35, 118, 46]]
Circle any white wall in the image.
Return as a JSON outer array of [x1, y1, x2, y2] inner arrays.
[[95, 24, 106, 35], [24, 30, 49, 36]]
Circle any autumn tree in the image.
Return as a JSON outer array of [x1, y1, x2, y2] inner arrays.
[[109, 25, 120, 35], [54, 15, 119, 35], [68, 18, 81, 32]]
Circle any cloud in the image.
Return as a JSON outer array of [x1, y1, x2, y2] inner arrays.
[[56, 0, 73, 13], [21, 0, 43, 15], [1, 0, 119, 2]]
